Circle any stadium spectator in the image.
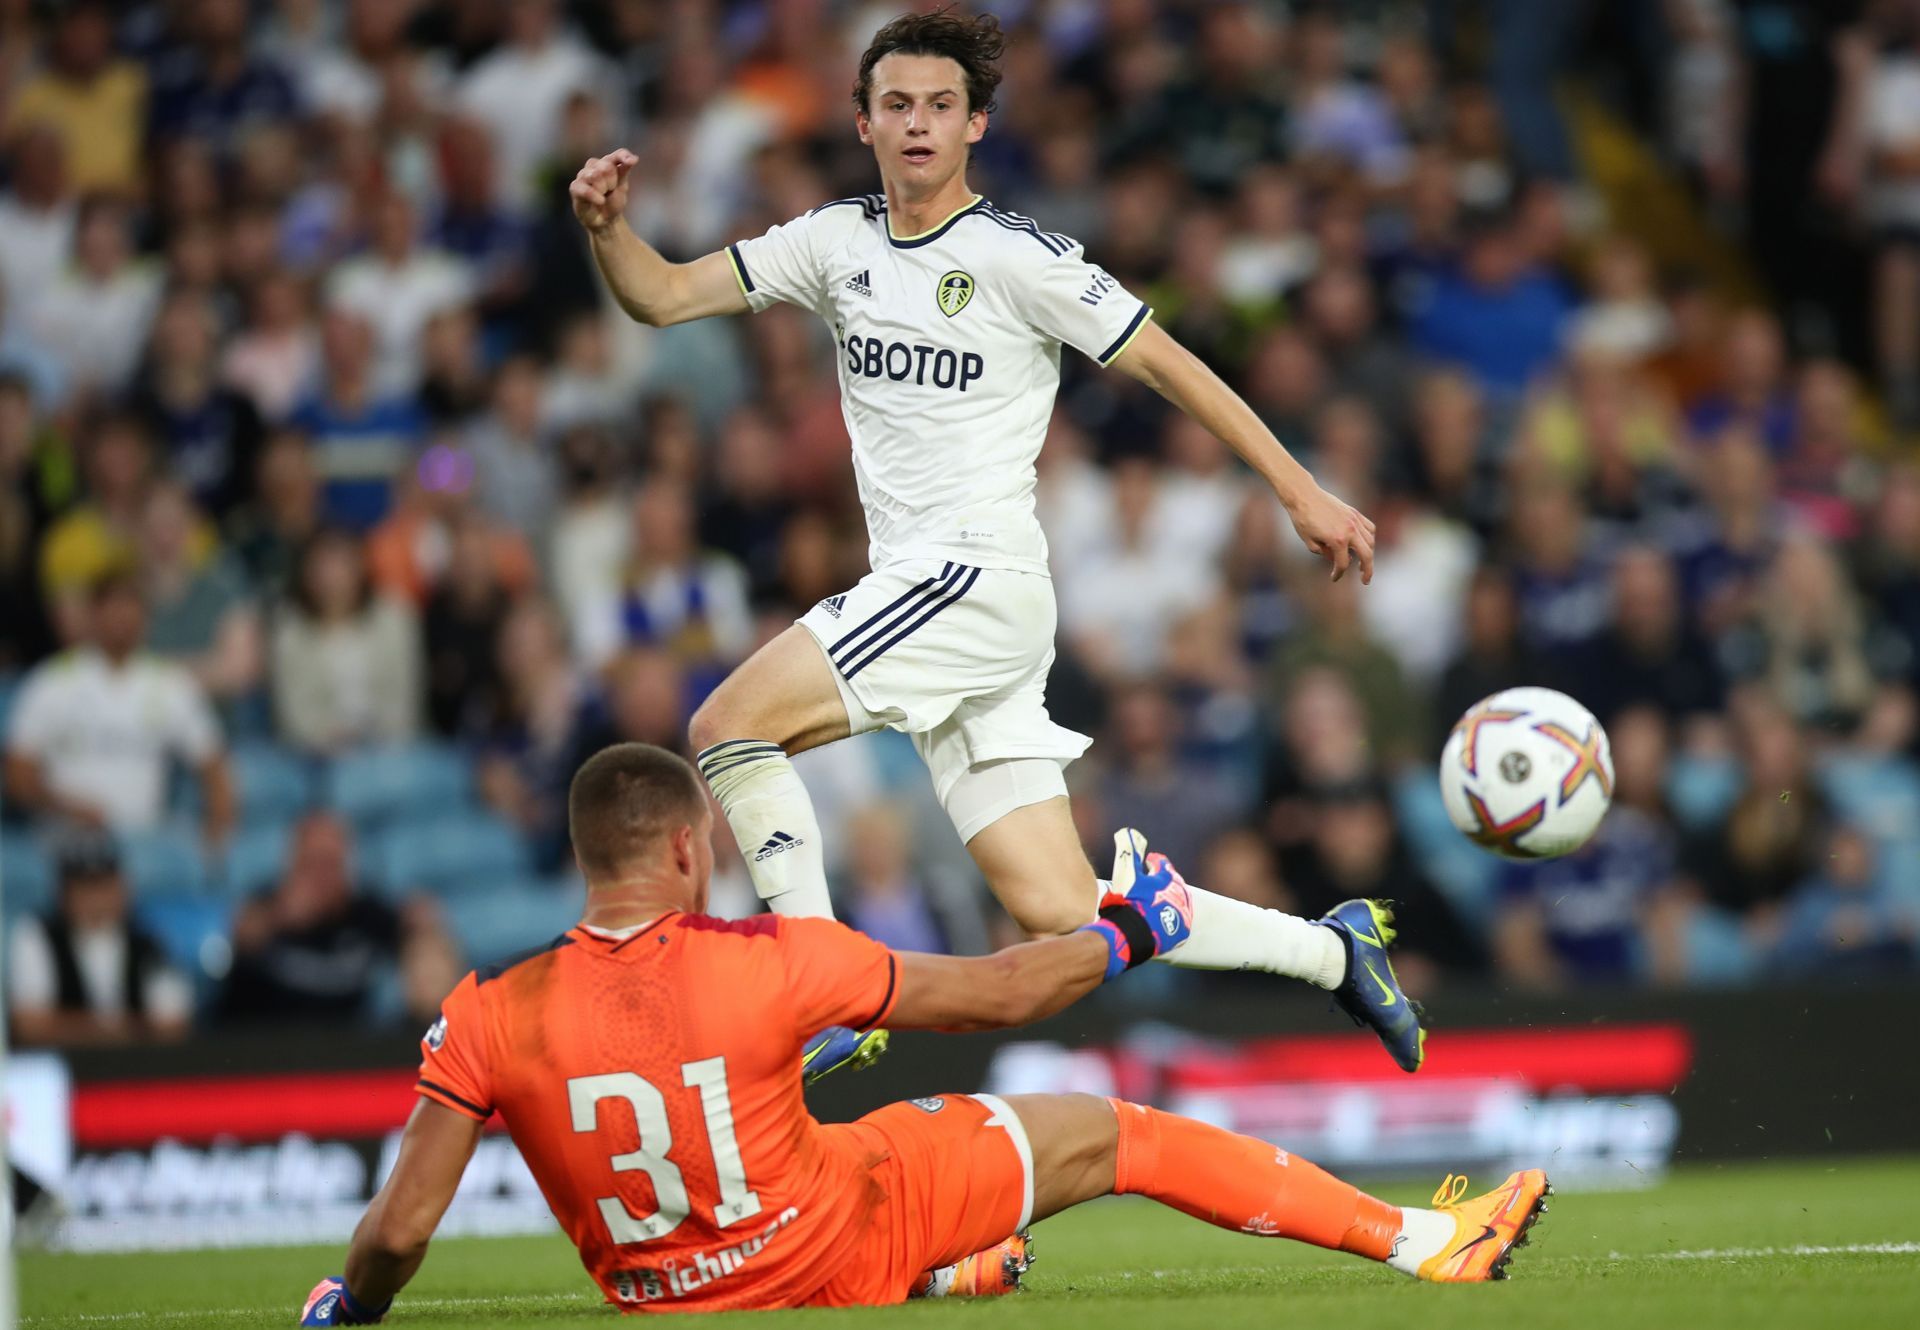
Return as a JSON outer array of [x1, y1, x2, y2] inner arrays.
[[1096, 681, 1244, 879], [548, 423, 629, 655], [1431, 566, 1545, 753], [1302, 267, 1415, 436], [465, 354, 557, 544], [271, 526, 423, 754], [218, 812, 448, 1025], [137, 480, 262, 709], [477, 597, 597, 871], [1060, 458, 1214, 681], [25, 194, 161, 399], [1280, 780, 1483, 987], [422, 512, 512, 737], [130, 287, 266, 517], [1409, 208, 1574, 400], [2, 1, 144, 197], [1266, 571, 1422, 772], [1559, 544, 1723, 730], [841, 801, 948, 954], [0, 271, 68, 411], [1685, 309, 1796, 452], [227, 428, 322, 601], [0, 126, 76, 331], [288, 309, 427, 530], [1680, 705, 1832, 933], [0, 375, 56, 670], [1772, 824, 1919, 977], [5, 568, 233, 840], [146, 0, 300, 158], [575, 477, 752, 688], [221, 270, 321, 424], [1722, 536, 1879, 732], [6, 830, 191, 1047], [326, 189, 476, 399], [452, 0, 617, 216], [416, 306, 491, 428]]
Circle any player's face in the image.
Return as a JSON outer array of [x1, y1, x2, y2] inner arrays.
[[857, 53, 986, 194]]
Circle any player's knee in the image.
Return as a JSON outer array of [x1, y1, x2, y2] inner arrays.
[[994, 870, 1099, 937], [688, 692, 750, 756]]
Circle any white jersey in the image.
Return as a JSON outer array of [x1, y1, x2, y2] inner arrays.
[[728, 194, 1152, 576]]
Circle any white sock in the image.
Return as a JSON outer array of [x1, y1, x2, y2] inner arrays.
[[1131, 882, 1346, 988], [697, 740, 835, 919], [1385, 1206, 1457, 1277]]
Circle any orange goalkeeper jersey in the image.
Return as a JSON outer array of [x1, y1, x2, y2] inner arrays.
[[415, 913, 900, 1312]]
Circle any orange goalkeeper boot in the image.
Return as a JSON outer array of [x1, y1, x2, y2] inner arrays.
[[911, 1230, 1033, 1299], [1416, 1170, 1552, 1282]]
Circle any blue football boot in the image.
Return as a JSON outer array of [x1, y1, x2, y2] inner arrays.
[[801, 1024, 890, 1085], [1316, 899, 1426, 1073]]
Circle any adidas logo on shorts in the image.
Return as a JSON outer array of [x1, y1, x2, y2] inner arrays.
[[845, 269, 872, 297], [755, 831, 805, 862], [819, 594, 846, 619]]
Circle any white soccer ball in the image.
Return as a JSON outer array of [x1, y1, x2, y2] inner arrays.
[[1438, 687, 1614, 860]]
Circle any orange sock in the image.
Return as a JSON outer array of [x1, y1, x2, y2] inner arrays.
[[1106, 1099, 1401, 1260]]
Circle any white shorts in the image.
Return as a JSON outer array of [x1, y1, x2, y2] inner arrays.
[[798, 559, 1092, 837]]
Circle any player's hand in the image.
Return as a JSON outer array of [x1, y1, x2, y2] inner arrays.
[[1285, 483, 1375, 584], [570, 149, 636, 235], [299, 1276, 388, 1325], [1081, 829, 1194, 978]]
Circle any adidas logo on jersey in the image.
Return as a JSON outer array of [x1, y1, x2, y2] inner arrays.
[[819, 594, 846, 619], [845, 269, 872, 297], [754, 831, 805, 861]]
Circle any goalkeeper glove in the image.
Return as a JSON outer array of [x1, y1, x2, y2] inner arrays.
[[300, 1277, 388, 1325], [1079, 828, 1194, 979]]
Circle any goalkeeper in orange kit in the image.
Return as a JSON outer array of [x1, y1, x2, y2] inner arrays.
[[300, 743, 1548, 1322]]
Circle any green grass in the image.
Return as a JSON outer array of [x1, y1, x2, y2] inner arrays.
[[19, 1157, 1920, 1328]]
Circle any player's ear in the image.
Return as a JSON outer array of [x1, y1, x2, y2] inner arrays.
[[855, 107, 873, 145], [966, 109, 987, 145]]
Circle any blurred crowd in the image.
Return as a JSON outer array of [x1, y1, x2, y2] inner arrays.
[[6, 0, 1920, 1044]]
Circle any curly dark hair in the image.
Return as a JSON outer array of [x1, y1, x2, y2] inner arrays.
[[853, 7, 1005, 116]]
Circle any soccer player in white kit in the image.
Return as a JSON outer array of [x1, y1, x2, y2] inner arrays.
[[569, 9, 1426, 1079]]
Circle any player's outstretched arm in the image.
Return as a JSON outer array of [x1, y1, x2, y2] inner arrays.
[[888, 832, 1195, 1032], [1111, 320, 1377, 583], [300, 1099, 482, 1324], [570, 149, 749, 326]]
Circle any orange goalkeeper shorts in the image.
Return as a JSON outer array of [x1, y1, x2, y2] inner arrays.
[[804, 1092, 1034, 1308]]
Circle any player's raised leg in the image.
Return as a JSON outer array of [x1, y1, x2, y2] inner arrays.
[[690, 627, 890, 1080], [689, 626, 851, 918], [963, 797, 1341, 983], [1006, 1092, 1551, 1283]]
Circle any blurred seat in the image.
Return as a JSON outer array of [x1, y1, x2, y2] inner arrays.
[[134, 893, 232, 993], [370, 811, 532, 897], [1392, 772, 1499, 927], [1, 831, 55, 920], [121, 824, 209, 896], [1664, 753, 1742, 833], [230, 743, 318, 826], [442, 879, 583, 968], [323, 742, 472, 829], [220, 820, 293, 899]]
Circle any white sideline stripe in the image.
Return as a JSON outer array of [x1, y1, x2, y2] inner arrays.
[[1607, 1242, 1920, 1261], [31, 1244, 1920, 1323]]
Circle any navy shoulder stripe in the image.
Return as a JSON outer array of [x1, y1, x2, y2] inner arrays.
[[476, 932, 575, 984], [978, 204, 1071, 255], [809, 194, 887, 220]]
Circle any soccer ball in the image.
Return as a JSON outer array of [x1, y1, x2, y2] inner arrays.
[[1439, 687, 1614, 860]]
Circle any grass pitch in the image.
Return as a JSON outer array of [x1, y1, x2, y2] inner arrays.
[[20, 1156, 1920, 1329]]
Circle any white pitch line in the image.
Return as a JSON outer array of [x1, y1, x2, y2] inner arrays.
[[1607, 1242, 1920, 1261]]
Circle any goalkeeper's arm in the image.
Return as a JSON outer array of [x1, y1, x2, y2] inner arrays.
[[302, 1099, 481, 1323], [887, 832, 1193, 1033]]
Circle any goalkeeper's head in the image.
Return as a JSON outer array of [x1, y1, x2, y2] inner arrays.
[[568, 743, 715, 912]]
